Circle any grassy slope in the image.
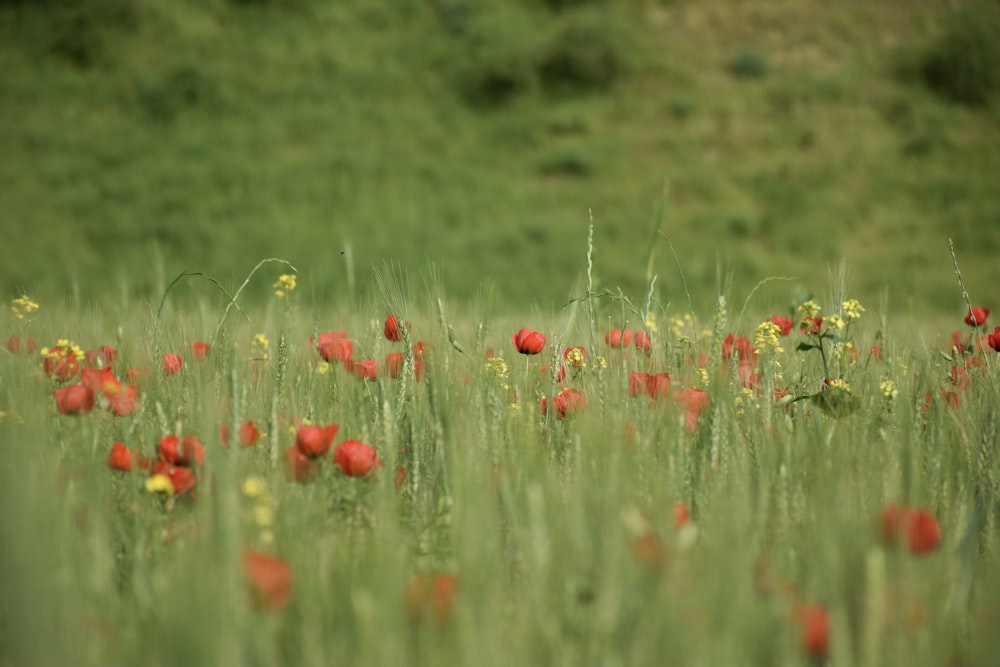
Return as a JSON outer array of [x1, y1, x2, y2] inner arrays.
[[0, 0, 997, 318]]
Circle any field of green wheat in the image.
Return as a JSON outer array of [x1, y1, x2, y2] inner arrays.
[[2, 244, 1000, 666]]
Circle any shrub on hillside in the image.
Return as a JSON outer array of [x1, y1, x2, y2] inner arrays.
[[918, 5, 1000, 106], [538, 8, 633, 94]]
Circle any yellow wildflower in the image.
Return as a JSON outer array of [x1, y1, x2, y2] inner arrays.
[[826, 378, 851, 393], [753, 321, 784, 355], [486, 356, 509, 380], [145, 474, 175, 495], [880, 380, 898, 401], [273, 274, 297, 298], [11, 295, 40, 320], [825, 315, 845, 331], [564, 347, 586, 368], [645, 311, 659, 334], [798, 300, 821, 318], [242, 476, 268, 498], [842, 299, 865, 322], [251, 333, 269, 360]]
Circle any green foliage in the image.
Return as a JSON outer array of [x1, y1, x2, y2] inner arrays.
[[0, 0, 998, 318], [727, 49, 769, 80], [917, 4, 1000, 106], [2, 276, 1000, 665]]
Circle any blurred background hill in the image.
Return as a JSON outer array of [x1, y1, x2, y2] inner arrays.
[[1, 0, 998, 317]]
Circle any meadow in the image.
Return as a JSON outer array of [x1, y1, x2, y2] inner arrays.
[[1, 0, 999, 315], [2, 1, 1000, 665], [2, 246, 1000, 666]]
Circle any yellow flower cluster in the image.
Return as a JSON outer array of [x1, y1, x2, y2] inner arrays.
[[564, 347, 586, 368], [11, 295, 40, 320], [753, 320, 784, 355], [41, 339, 84, 360], [273, 274, 297, 298], [734, 387, 759, 417], [842, 299, 865, 322], [591, 355, 608, 371], [798, 300, 821, 318], [825, 315, 845, 331], [145, 474, 175, 495], [252, 333, 270, 360], [485, 356, 509, 380], [670, 313, 695, 345], [879, 379, 898, 401], [826, 378, 851, 393], [697, 367, 710, 388], [242, 476, 275, 546], [645, 311, 659, 334]]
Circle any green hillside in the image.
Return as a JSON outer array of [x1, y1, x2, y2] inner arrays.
[[1, 0, 998, 316]]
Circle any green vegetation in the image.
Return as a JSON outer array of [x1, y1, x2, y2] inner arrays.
[[1, 0, 998, 316], [2, 264, 1000, 665]]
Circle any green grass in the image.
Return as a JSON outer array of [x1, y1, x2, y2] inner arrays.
[[2, 254, 1000, 665], [1, 0, 998, 317]]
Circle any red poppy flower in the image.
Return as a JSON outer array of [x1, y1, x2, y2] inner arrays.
[[384, 314, 409, 342], [605, 329, 632, 348], [739, 359, 759, 389], [312, 331, 352, 363], [346, 358, 378, 381], [221, 420, 262, 448], [907, 509, 942, 554], [673, 502, 691, 528], [107, 384, 138, 416], [189, 341, 210, 359], [243, 549, 293, 611], [634, 331, 651, 352], [406, 572, 459, 625], [162, 353, 183, 375], [43, 345, 82, 382], [769, 315, 794, 336], [333, 439, 380, 477], [539, 387, 586, 419], [150, 461, 197, 496], [385, 352, 404, 378], [82, 345, 117, 369], [965, 306, 989, 327], [159, 435, 205, 467], [988, 327, 1000, 352], [512, 328, 546, 355], [54, 384, 95, 415], [295, 424, 339, 458], [797, 604, 830, 660], [563, 346, 587, 366], [674, 387, 710, 433], [107, 442, 134, 472], [869, 345, 883, 360], [722, 333, 754, 361], [629, 371, 671, 399], [879, 504, 942, 555], [283, 445, 316, 483], [81, 367, 120, 397], [800, 317, 823, 335], [5, 335, 36, 354]]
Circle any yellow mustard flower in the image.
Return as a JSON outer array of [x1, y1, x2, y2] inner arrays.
[[145, 474, 175, 495], [11, 295, 40, 320], [842, 299, 865, 322], [273, 274, 297, 298]]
